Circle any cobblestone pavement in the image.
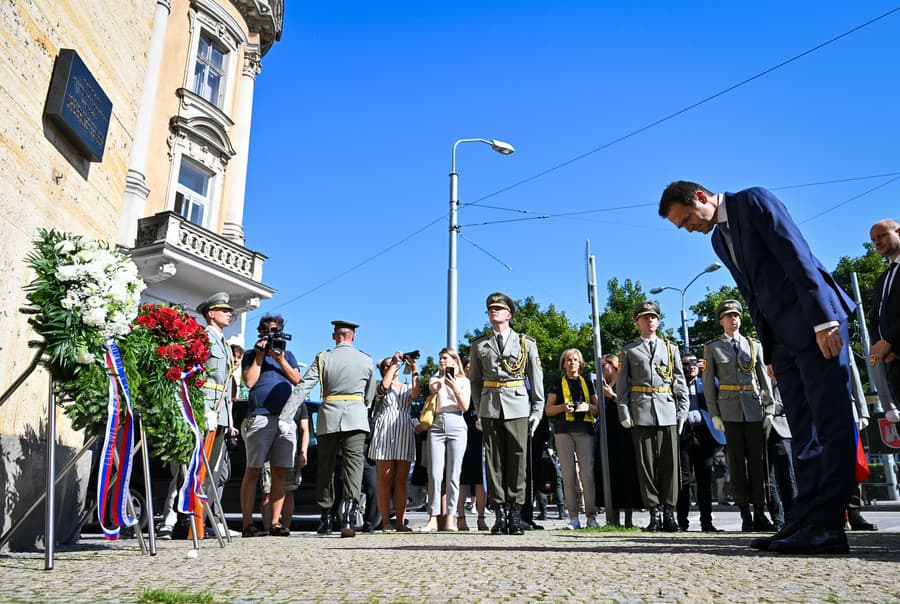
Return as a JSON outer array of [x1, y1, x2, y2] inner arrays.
[[0, 509, 898, 603]]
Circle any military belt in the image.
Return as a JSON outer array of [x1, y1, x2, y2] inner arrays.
[[631, 386, 671, 393], [203, 383, 226, 392], [482, 380, 525, 388], [324, 395, 365, 401], [719, 384, 756, 392]]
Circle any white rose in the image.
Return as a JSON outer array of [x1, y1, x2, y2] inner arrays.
[[82, 306, 106, 327], [54, 239, 76, 255], [75, 348, 95, 364], [55, 264, 81, 281]]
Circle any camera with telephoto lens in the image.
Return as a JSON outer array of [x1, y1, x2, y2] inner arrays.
[[224, 435, 240, 452], [265, 329, 292, 353]]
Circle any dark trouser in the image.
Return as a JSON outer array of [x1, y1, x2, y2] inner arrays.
[[887, 359, 900, 404], [632, 425, 679, 508], [771, 321, 856, 530], [361, 456, 379, 527], [316, 430, 366, 511], [482, 417, 528, 505], [723, 420, 767, 506], [767, 435, 796, 525], [676, 441, 714, 526], [847, 483, 865, 510]]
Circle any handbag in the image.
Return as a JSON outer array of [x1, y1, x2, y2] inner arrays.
[[419, 392, 437, 430]]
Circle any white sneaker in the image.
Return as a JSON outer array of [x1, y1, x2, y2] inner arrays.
[[586, 516, 600, 528], [564, 518, 581, 530]]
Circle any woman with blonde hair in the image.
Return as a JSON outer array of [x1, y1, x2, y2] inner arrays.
[[545, 348, 600, 529], [420, 347, 470, 532]]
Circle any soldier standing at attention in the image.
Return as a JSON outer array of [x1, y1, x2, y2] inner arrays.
[[469, 292, 544, 536], [616, 301, 689, 532], [281, 320, 376, 538], [703, 299, 776, 533]]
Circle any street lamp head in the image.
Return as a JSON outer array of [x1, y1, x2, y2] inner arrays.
[[704, 262, 722, 273], [649, 287, 664, 295], [490, 139, 515, 155]]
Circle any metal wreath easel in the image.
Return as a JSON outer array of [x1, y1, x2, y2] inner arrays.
[[0, 344, 232, 569]]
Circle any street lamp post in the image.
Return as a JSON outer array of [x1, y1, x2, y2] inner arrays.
[[649, 262, 722, 352], [447, 138, 515, 348]]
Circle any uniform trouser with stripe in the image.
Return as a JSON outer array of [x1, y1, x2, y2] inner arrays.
[[723, 420, 767, 506], [631, 425, 679, 508], [482, 417, 528, 505], [317, 430, 366, 511]]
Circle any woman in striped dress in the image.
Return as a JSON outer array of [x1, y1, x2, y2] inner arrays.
[[368, 351, 420, 532]]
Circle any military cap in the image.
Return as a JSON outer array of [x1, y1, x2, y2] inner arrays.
[[486, 292, 515, 315], [717, 299, 743, 318], [633, 300, 660, 320], [331, 320, 359, 330], [196, 292, 233, 316]]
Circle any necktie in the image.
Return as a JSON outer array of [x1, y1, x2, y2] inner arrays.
[[496, 334, 504, 353], [880, 263, 898, 338], [732, 337, 740, 357], [647, 340, 656, 359]]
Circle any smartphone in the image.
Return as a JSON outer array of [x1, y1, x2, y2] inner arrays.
[[446, 366, 455, 378]]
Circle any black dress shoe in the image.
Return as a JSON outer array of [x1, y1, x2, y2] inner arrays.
[[701, 523, 723, 532], [753, 505, 776, 532], [507, 504, 525, 536], [749, 521, 802, 550], [491, 504, 508, 535], [847, 510, 878, 531], [768, 523, 849, 555], [662, 506, 679, 532], [644, 507, 661, 532], [316, 513, 333, 535]]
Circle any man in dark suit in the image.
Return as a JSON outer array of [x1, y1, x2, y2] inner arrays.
[[676, 353, 725, 532], [868, 219, 900, 408], [659, 182, 857, 554]]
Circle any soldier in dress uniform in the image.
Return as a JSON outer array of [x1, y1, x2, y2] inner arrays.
[[196, 293, 238, 506], [702, 299, 776, 532], [469, 292, 544, 535], [281, 320, 376, 538], [616, 301, 689, 532]]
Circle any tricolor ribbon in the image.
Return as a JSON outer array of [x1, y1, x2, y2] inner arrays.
[[97, 340, 138, 540], [175, 365, 208, 514]]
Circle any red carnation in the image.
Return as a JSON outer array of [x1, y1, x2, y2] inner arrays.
[[167, 344, 186, 359], [194, 378, 206, 389], [156, 346, 168, 358], [165, 367, 182, 381]]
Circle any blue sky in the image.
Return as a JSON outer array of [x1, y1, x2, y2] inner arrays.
[[239, 2, 899, 376]]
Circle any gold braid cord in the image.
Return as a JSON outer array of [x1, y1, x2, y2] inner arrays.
[[654, 339, 675, 381], [500, 335, 528, 377], [736, 338, 756, 375]]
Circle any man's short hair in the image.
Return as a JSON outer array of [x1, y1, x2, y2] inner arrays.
[[257, 314, 285, 331], [658, 180, 713, 218]]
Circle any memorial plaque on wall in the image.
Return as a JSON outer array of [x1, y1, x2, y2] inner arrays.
[[44, 49, 112, 163]]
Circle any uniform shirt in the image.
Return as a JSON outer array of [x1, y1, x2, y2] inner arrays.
[[241, 349, 300, 417]]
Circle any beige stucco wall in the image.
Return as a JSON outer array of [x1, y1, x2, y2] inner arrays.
[[0, 2, 154, 445]]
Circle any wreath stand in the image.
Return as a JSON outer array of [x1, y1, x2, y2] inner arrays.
[[0, 345, 161, 568]]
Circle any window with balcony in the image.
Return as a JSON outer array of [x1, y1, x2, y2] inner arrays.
[[173, 158, 212, 226], [193, 34, 227, 107]]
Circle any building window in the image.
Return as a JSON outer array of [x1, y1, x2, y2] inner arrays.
[[173, 158, 212, 226], [193, 34, 226, 107]]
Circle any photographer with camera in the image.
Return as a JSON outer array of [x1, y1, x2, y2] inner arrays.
[[239, 314, 301, 537]]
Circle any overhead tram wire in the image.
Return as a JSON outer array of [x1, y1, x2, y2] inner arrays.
[[263, 213, 445, 312], [799, 174, 900, 224], [461, 7, 900, 209]]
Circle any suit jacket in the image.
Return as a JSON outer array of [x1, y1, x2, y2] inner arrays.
[[703, 334, 773, 423], [469, 328, 544, 420], [281, 343, 376, 434], [616, 337, 689, 427], [712, 188, 855, 363], [867, 261, 900, 351]]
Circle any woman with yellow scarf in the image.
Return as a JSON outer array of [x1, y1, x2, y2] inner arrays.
[[545, 348, 600, 529]]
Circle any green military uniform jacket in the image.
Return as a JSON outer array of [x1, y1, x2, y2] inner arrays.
[[281, 342, 376, 434], [616, 337, 688, 427], [203, 324, 234, 427], [469, 328, 544, 420], [702, 334, 773, 423]]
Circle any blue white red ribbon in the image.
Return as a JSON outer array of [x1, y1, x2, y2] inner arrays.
[[97, 340, 138, 540], [175, 365, 208, 514]]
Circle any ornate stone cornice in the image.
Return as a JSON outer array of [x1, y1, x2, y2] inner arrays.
[[242, 44, 261, 78], [231, 0, 283, 56]]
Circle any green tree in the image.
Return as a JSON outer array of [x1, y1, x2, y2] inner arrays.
[[689, 285, 756, 356]]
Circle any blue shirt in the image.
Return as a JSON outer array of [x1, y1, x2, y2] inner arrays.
[[242, 349, 300, 416]]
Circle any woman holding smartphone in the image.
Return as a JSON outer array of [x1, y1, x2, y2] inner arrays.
[[420, 348, 470, 532]]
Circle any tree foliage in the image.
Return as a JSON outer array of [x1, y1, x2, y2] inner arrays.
[[598, 278, 674, 354]]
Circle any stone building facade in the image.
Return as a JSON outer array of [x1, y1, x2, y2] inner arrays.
[[0, 0, 283, 550]]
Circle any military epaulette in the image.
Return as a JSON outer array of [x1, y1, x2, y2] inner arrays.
[[471, 333, 491, 344], [703, 337, 723, 346], [524, 334, 537, 343], [358, 349, 372, 358]]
